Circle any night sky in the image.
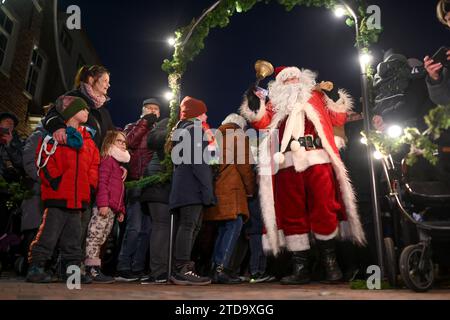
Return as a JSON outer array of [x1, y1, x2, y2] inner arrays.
[[58, 0, 449, 129]]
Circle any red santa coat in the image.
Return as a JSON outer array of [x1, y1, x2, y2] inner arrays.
[[240, 69, 366, 255]]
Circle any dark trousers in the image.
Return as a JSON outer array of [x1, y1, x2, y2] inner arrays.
[[29, 207, 82, 265], [174, 205, 203, 265], [148, 202, 170, 277], [248, 234, 267, 275], [117, 188, 151, 272], [212, 216, 243, 268]]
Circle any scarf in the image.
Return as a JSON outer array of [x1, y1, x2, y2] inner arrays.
[[109, 145, 131, 163], [80, 83, 108, 109]]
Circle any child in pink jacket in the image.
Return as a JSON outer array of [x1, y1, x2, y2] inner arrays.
[[85, 130, 130, 283]]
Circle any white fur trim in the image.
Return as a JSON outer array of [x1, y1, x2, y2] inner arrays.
[[276, 67, 301, 83], [222, 113, 247, 129], [285, 234, 311, 251], [262, 230, 287, 254], [273, 152, 285, 164], [303, 103, 366, 246], [258, 133, 281, 256], [315, 228, 339, 241], [324, 89, 354, 113], [279, 149, 331, 173], [239, 97, 266, 123], [334, 136, 347, 150]]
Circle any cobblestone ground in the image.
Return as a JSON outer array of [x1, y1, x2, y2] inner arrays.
[[1, 273, 450, 300]]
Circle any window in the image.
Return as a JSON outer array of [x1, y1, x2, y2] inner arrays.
[[60, 27, 73, 55], [0, 7, 14, 68], [25, 47, 46, 99]]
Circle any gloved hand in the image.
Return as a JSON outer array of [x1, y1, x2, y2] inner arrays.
[[245, 85, 262, 112], [143, 113, 158, 128]]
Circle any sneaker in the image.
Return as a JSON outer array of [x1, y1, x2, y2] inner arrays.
[[115, 270, 139, 282], [249, 273, 271, 284], [26, 263, 52, 283], [87, 266, 115, 284], [133, 271, 150, 282], [170, 262, 211, 286], [141, 273, 168, 285]]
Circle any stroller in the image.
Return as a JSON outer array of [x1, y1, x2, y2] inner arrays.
[[380, 152, 450, 292]]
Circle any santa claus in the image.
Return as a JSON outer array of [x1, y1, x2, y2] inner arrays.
[[240, 66, 366, 284]]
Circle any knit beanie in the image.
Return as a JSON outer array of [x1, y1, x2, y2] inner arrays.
[[56, 96, 89, 121], [180, 96, 207, 120]]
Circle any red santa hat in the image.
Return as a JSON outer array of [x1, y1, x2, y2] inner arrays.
[[180, 96, 207, 120], [274, 66, 302, 83]]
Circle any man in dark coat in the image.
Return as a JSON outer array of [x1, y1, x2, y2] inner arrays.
[[116, 98, 161, 281]]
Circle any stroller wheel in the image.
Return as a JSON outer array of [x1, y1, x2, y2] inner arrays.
[[384, 237, 397, 287], [399, 244, 434, 292]]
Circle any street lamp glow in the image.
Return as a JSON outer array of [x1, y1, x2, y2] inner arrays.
[[360, 137, 368, 145], [164, 91, 174, 101], [334, 6, 347, 18], [387, 125, 403, 138], [167, 37, 176, 47], [359, 53, 373, 67], [373, 151, 383, 160]]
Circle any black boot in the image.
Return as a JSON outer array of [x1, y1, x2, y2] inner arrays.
[[211, 264, 242, 284], [280, 251, 311, 285], [317, 239, 343, 283]]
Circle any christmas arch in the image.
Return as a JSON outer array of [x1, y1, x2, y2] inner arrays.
[[130, 0, 382, 188]]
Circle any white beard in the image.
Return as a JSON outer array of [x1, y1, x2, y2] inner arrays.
[[268, 82, 303, 119]]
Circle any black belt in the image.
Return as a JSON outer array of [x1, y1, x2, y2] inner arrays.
[[288, 135, 322, 151]]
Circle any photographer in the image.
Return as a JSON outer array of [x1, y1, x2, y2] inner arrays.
[[424, 1, 450, 106], [0, 112, 23, 182], [0, 112, 24, 238], [424, 0, 450, 186]]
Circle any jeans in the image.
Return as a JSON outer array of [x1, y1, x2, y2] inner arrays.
[[117, 188, 151, 272], [174, 205, 203, 265], [212, 215, 244, 268], [148, 202, 170, 278], [248, 234, 266, 275]]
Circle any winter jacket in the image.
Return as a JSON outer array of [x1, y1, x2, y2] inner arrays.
[[37, 126, 100, 210], [204, 123, 255, 222], [43, 89, 115, 148], [427, 67, 450, 106], [169, 119, 216, 211], [141, 118, 171, 204], [21, 123, 46, 231], [96, 156, 126, 214], [0, 130, 23, 182], [124, 114, 157, 180]]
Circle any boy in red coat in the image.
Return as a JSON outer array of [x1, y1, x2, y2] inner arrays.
[[27, 96, 100, 283]]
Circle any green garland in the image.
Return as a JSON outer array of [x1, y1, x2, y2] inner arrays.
[[364, 105, 450, 166], [0, 177, 34, 210], [131, 0, 382, 189]]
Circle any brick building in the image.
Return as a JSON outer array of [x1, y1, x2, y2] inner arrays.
[[0, 0, 100, 136]]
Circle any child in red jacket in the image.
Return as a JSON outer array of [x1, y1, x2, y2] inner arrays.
[[27, 96, 100, 283], [84, 130, 130, 283]]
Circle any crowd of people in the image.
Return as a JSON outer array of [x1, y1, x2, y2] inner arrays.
[[0, 0, 449, 288]]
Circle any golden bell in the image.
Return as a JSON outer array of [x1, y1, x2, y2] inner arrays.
[[255, 60, 274, 80]]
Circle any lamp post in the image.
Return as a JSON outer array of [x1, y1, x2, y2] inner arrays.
[[337, 0, 385, 279]]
